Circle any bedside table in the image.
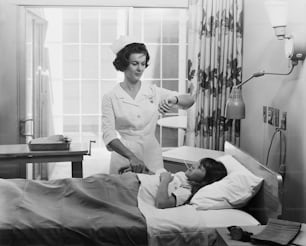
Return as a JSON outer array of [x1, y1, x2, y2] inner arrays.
[[162, 146, 225, 173], [216, 224, 306, 246]]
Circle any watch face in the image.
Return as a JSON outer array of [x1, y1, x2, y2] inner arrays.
[[284, 38, 294, 59]]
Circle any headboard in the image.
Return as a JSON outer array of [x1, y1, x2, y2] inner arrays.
[[224, 141, 283, 224]]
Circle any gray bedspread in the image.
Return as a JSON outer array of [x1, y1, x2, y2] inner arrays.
[[0, 173, 147, 246]]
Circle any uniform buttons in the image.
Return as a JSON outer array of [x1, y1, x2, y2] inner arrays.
[[137, 115, 141, 118]]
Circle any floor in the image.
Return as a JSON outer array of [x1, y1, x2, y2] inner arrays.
[[48, 147, 111, 180]]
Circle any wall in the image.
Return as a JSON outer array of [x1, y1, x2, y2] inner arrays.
[[241, 0, 306, 222], [0, 0, 19, 144]]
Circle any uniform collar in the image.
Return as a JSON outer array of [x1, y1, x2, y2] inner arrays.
[[114, 83, 140, 106], [114, 82, 153, 105]]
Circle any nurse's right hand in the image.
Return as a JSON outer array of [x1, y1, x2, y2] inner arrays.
[[129, 156, 146, 173]]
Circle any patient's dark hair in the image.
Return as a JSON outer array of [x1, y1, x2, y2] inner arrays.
[[187, 158, 227, 203], [113, 43, 150, 72]]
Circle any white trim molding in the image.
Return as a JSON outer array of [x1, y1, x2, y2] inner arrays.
[[12, 0, 189, 8]]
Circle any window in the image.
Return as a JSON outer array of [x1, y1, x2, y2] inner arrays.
[[43, 7, 187, 148]]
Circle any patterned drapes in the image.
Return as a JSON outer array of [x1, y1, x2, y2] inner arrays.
[[186, 0, 243, 150]]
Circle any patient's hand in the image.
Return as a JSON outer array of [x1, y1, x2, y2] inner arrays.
[[159, 172, 173, 183]]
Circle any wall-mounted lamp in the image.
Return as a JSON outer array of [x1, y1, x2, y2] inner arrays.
[[265, 0, 306, 61], [225, 62, 297, 120]]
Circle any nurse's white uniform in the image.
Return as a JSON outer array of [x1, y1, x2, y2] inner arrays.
[[102, 82, 177, 174]]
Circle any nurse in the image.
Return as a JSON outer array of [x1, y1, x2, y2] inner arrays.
[[102, 36, 194, 174]]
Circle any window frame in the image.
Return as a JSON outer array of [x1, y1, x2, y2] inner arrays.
[[14, 0, 188, 8]]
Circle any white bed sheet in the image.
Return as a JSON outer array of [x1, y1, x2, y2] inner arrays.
[[137, 173, 260, 246]]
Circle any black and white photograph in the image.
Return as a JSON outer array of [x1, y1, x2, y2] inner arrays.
[[0, 0, 305, 245]]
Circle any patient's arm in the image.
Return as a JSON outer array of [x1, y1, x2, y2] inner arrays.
[[155, 172, 176, 209]]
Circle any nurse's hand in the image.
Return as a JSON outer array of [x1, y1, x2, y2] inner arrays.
[[129, 156, 146, 173], [158, 96, 177, 114]]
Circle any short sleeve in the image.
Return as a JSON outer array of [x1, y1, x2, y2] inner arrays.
[[172, 187, 191, 206], [102, 93, 118, 146]]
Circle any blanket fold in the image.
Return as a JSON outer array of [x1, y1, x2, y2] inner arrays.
[[0, 173, 147, 246]]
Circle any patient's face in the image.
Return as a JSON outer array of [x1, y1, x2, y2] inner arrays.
[[185, 164, 206, 182]]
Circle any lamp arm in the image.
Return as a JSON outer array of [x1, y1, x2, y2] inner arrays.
[[263, 61, 297, 76], [236, 72, 265, 88], [236, 61, 297, 89]]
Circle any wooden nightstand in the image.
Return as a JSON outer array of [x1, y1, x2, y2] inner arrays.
[[216, 224, 306, 246], [162, 146, 224, 173]]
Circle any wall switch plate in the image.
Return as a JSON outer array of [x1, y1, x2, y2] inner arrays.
[[281, 112, 287, 130], [274, 108, 280, 127], [263, 106, 267, 123], [268, 107, 274, 125]]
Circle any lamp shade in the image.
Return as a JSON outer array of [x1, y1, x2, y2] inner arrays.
[[265, 0, 288, 39], [265, 0, 288, 27], [225, 87, 245, 119]]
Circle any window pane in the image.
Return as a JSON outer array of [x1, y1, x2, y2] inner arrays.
[[63, 116, 79, 132], [143, 9, 161, 43], [162, 79, 178, 91], [100, 8, 126, 43], [162, 45, 178, 78], [100, 45, 117, 78], [82, 80, 99, 114], [63, 80, 79, 114], [43, 6, 187, 150], [63, 9, 79, 43], [101, 79, 116, 94], [142, 80, 160, 87], [66, 132, 81, 143], [52, 80, 63, 115], [82, 45, 99, 78], [47, 43, 61, 80], [45, 9, 62, 42], [82, 116, 102, 144], [63, 45, 79, 78], [81, 9, 99, 43], [144, 45, 160, 79], [162, 10, 179, 43], [132, 10, 142, 41], [82, 116, 99, 135]]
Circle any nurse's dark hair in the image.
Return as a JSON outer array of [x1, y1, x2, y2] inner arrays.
[[186, 158, 227, 203], [113, 42, 150, 72]]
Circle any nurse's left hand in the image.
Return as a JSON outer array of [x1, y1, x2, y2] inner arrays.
[[129, 156, 146, 173], [158, 98, 173, 114]]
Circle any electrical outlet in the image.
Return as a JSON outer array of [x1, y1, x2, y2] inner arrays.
[[274, 109, 280, 127], [281, 112, 287, 130]]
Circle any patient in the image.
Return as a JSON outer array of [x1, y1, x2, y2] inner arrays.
[[155, 158, 227, 209]]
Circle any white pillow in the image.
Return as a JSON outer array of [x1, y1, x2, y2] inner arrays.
[[198, 209, 260, 227], [217, 154, 250, 174], [190, 155, 263, 210]]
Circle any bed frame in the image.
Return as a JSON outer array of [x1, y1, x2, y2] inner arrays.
[[224, 141, 283, 224]]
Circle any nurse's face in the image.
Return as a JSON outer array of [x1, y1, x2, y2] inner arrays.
[[124, 53, 147, 83]]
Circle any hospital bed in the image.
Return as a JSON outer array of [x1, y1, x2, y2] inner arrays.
[[0, 141, 282, 246]]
